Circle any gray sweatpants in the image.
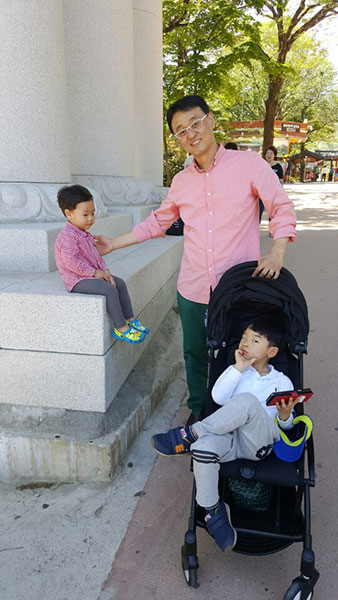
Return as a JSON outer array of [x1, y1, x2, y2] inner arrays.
[[192, 393, 280, 508], [72, 277, 134, 329]]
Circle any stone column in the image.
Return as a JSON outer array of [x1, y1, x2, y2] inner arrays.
[[0, 0, 71, 183], [63, 0, 136, 178], [133, 0, 163, 185]]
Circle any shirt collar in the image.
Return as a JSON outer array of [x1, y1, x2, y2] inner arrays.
[[249, 365, 274, 379], [65, 221, 88, 237], [193, 143, 225, 173]]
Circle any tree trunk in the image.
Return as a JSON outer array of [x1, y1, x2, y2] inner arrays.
[[263, 75, 283, 150], [163, 132, 171, 187]]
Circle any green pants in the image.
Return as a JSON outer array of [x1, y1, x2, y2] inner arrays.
[[177, 292, 209, 416]]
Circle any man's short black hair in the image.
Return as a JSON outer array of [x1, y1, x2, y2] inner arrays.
[[166, 95, 210, 134], [57, 185, 93, 215], [246, 315, 285, 349]]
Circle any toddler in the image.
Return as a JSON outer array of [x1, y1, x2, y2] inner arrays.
[[55, 185, 149, 344]]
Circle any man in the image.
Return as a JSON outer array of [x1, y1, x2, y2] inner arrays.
[[95, 95, 296, 425]]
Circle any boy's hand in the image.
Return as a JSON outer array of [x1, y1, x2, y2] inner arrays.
[[103, 269, 116, 285], [276, 395, 300, 421], [94, 269, 116, 285], [94, 235, 114, 255], [234, 349, 256, 373]]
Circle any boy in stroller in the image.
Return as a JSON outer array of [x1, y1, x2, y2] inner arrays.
[[151, 315, 300, 553]]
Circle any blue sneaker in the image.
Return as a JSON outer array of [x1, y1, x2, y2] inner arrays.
[[151, 426, 194, 456], [205, 501, 237, 552]]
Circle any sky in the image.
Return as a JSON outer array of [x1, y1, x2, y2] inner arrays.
[[315, 16, 338, 67]]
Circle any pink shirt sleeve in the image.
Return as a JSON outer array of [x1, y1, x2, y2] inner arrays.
[[133, 187, 180, 243]]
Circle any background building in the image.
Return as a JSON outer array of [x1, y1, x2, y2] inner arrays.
[[227, 120, 309, 156]]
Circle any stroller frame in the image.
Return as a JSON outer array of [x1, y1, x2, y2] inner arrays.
[[180, 263, 320, 599]]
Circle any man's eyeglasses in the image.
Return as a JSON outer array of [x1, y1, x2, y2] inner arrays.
[[173, 113, 209, 140]]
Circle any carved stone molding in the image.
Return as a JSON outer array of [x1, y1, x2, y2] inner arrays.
[[0, 183, 108, 223], [72, 175, 167, 209]]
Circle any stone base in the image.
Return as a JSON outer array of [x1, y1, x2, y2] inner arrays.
[[0, 236, 183, 411], [0, 309, 186, 483]]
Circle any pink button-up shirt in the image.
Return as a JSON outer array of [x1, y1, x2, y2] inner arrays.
[[133, 145, 296, 304], [55, 222, 107, 291]]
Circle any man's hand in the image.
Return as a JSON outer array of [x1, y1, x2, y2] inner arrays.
[[234, 349, 255, 373], [94, 235, 114, 256], [252, 237, 289, 279], [276, 395, 299, 421], [95, 231, 138, 255]]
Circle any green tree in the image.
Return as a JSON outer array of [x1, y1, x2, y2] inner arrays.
[[256, 0, 338, 149], [163, 0, 264, 182]]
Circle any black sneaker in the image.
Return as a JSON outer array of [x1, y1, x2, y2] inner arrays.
[[150, 426, 194, 456], [205, 501, 237, 551]]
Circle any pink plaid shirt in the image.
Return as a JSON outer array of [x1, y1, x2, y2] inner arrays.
[[133, 145, 296, 304], [55, 222, 107, 291]]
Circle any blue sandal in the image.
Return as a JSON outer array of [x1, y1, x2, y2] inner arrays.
[[112, 326, 145, 344], [128, 319, 149, 334]]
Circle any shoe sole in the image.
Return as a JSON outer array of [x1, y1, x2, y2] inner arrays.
[[223, 503, 238, 551], [150, 436, 191, 457]]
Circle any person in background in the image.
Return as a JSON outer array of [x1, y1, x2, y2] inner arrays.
[[321, 165, 328, 181], [259, 146, 284, 223]]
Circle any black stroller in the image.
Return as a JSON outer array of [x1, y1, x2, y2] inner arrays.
[[181, 262, 319, 599]]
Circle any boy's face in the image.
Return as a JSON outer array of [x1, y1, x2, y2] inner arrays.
[[238, 327, 278, 364], [65, 199, 95, 231], [171, 107, 216, 159]]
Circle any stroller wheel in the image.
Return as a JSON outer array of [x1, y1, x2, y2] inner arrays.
[[181, 545, 199, 588], [283, 579, 314, 600]]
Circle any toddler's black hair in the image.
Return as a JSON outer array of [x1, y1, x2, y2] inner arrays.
[[57, 185, 93, 215]]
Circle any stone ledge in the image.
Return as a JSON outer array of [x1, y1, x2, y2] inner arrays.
[[0, 271, 179, 412], [0, 236, 183, 354]]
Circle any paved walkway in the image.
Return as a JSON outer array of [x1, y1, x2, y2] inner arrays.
[[1, 183, 337, 600]]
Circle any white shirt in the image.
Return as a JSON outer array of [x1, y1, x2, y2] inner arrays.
[[212, 365, 294, 429]]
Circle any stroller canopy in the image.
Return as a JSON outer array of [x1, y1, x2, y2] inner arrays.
[[207, 261, 309, 353]]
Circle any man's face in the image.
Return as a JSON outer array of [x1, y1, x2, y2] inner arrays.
[[171, 107, 216, 158]]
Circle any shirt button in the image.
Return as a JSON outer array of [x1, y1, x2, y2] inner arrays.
[[209, 211, 212, 215], [208, 249, 211, 252], [209, 230, 212, 233], [206, 173, 209, 176], [207, 192, 211, 196], [208, 267, 211, 271]]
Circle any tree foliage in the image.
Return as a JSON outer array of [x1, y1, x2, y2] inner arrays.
[[162, 0, 338, 182]]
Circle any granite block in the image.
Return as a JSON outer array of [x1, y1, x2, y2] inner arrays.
[[0, 270, 178, 412], [0, 213, 132, 272], [0, 237, 182, 354]]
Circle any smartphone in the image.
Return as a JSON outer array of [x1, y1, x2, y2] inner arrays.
[[266, 388, 313, 406]]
